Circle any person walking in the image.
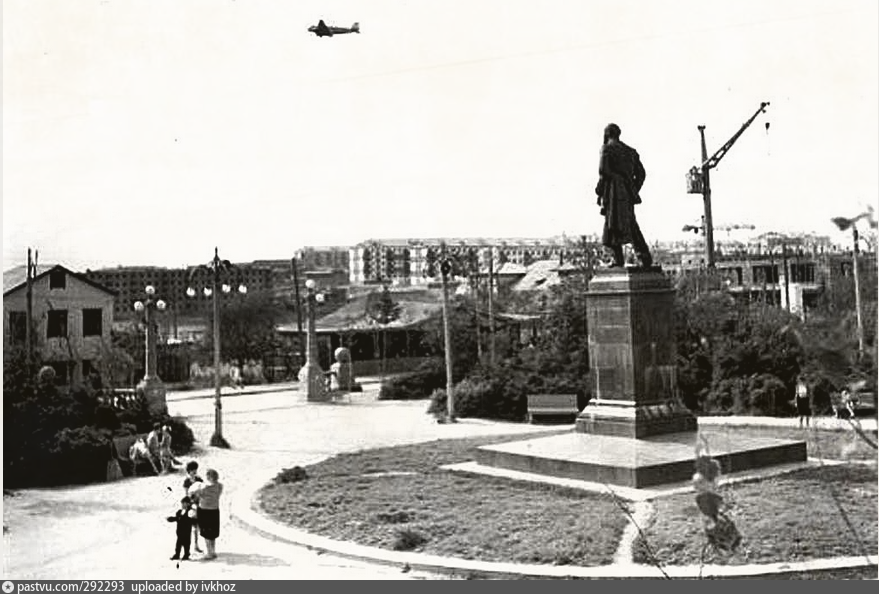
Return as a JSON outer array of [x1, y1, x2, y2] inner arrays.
[[795, 376, 812, 428], [187, 468, 224, 560]]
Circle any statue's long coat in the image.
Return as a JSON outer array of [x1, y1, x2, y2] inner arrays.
[[595, 139, 646, 248]]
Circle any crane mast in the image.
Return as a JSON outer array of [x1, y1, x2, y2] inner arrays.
[[687, 102, 770, 268]]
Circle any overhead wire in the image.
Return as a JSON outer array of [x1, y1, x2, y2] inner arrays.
[[327, 6, 866, 84]]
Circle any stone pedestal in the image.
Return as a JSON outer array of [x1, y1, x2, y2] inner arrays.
[[471, 265, 806, 490], [576, 267, 696, 438]]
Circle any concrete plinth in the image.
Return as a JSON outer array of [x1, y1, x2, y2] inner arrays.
[[473, 266, 806, 489], [474, 431, 808, 489]]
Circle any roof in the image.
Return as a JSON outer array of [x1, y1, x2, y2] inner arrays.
[[496, 262, 527, 275], [277, 291, 444, 333], [511, 260, 568, 292], [4, 264, 117, 297]]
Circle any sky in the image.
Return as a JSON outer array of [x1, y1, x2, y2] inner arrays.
[[3, 0, 878, 270]]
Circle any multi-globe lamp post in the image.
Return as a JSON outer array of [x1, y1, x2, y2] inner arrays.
[[134, 285, 168, 416], [186, 248, 246, 448], [298, 279, 327, 402]]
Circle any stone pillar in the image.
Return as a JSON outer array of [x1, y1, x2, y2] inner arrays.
[[576, 267, 696, 438]]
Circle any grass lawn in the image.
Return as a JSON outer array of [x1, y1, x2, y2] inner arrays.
[[633, 463, 878, 566], [258, 432, 628, 567], [697, 423, 878, 461], [258, 426, 877, 570]]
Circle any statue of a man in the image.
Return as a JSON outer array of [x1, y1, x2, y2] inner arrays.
[[595, 123, 653, 268]]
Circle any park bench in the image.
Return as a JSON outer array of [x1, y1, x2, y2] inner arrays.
[[526, 394, 579, 424], [852, 392, 876, 414]]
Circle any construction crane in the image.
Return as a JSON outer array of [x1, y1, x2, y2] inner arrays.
[[686, 102, 770, 268], [716, 223, 756, 238], [682, 220, 755, 238]]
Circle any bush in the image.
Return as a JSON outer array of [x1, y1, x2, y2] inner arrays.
[[163, 416, 196, 455], [392, 528, 429, 551], [273, 466, 308, 484], [704, 373, 792, 416], [49, 426, 111, 486], [378, 363, 446, 400], [427, 375, 528, 422]]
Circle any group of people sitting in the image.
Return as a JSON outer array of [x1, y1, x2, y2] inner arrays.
[[128, 423, 178, 475]]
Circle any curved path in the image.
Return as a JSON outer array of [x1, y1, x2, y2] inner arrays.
[[2, 386, 553, 580]]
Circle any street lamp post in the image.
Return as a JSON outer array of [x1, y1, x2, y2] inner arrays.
[[298, 279, 328, 402], [291, 253, 305, 368], [831, 213, 875, 360], [134, 285, 167, 416], [440, 258, 455, 422], [187, 247, 246, 448]]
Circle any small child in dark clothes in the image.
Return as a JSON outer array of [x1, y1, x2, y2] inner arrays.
[[167, 496, 197, 560]]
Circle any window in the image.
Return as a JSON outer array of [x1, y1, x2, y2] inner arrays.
[[752, 265, 779, 284], [8, 311, 27, 344], [49, 269, 66, 289], [47, 310, 68, 338], [82, 308, 103, 337]]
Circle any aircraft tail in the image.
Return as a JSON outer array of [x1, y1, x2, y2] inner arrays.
[[352, 22, 360, 33]]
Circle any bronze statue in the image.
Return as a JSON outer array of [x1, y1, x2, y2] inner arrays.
[[595, 123, 653, 267]]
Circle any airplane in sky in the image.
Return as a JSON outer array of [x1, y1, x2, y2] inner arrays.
[[308, 20, 360, 37]]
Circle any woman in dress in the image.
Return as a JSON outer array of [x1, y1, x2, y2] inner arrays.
[[188, 468, 224, 560]]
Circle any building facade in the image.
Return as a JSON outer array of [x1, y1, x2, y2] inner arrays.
[[4, 264, 116, 385], [84, 263, 274, 322], [656, 235, 874, 315], [348, 236, 593, 286]]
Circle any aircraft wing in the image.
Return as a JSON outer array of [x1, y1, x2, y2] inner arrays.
[[311, 20, 332, 36]]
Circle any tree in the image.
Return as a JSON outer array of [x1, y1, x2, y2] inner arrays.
[[204, 295, 287, 366], [367, 286, 402, 376]]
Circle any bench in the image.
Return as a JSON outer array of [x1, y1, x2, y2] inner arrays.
[[852, 392, 876, 414], [526, 394, 579, 424]]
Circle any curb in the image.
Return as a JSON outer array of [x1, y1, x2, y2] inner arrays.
[[167, 383, 299, 402], [697, 415, 878, 432], [230, 476, 878, 580]]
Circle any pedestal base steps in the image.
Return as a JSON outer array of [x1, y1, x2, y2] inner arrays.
[[474, 430, 808, 489]]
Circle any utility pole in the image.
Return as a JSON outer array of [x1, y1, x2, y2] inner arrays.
[[487, 246, 496, 368], [292, 256, 304, 368], [25, 248, 37, 372], [782, 243, 791, 313], [472, 273, 482, 362], [688, 102, 770, 268], [852, 226, 865, 357]]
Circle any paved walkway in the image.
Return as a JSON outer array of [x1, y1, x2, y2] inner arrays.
[[2, 386, 554, 580], [3, 385, 876, 580]]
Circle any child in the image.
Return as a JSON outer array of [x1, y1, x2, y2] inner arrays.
[[166, 496, 196, 561], [188, 468, 224, 560], [182, 461, 204, 553], [159, 425, 176, 472]]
